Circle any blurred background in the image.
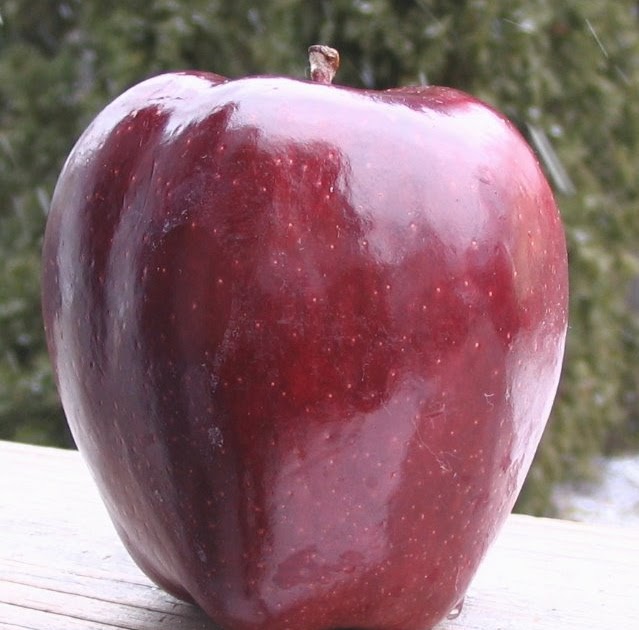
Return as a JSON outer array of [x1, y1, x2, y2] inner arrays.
[[1, 0, 638, 517]]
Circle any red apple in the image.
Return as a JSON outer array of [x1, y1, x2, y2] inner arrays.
[[42, 46, 568, 630]]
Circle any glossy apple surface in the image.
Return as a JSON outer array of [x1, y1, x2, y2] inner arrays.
[[42, 64, 568, 630]]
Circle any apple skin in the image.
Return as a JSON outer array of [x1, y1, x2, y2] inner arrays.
[[42, 68, 568, 630]]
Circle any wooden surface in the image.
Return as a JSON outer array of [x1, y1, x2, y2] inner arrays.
[[1, 439, 638, 630]]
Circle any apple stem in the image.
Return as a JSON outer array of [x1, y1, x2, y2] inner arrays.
[[308, 45, 340, 84]]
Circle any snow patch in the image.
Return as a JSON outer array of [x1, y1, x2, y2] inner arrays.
[[553, 454, 639, 527]]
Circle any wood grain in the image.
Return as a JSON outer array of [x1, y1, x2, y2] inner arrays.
[[1, 439, 638, 629]]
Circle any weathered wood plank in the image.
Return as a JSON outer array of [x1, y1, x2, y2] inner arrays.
[[1, 439, 638, 629]]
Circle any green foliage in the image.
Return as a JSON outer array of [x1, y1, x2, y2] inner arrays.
[[1, 0, 638, 512]]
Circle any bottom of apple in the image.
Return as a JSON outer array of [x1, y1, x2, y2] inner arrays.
[[191, 597, 467, 630], [323, 598, 464, 630]]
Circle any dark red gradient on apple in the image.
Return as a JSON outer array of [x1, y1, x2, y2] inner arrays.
[[42, 55, 568, 630]]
